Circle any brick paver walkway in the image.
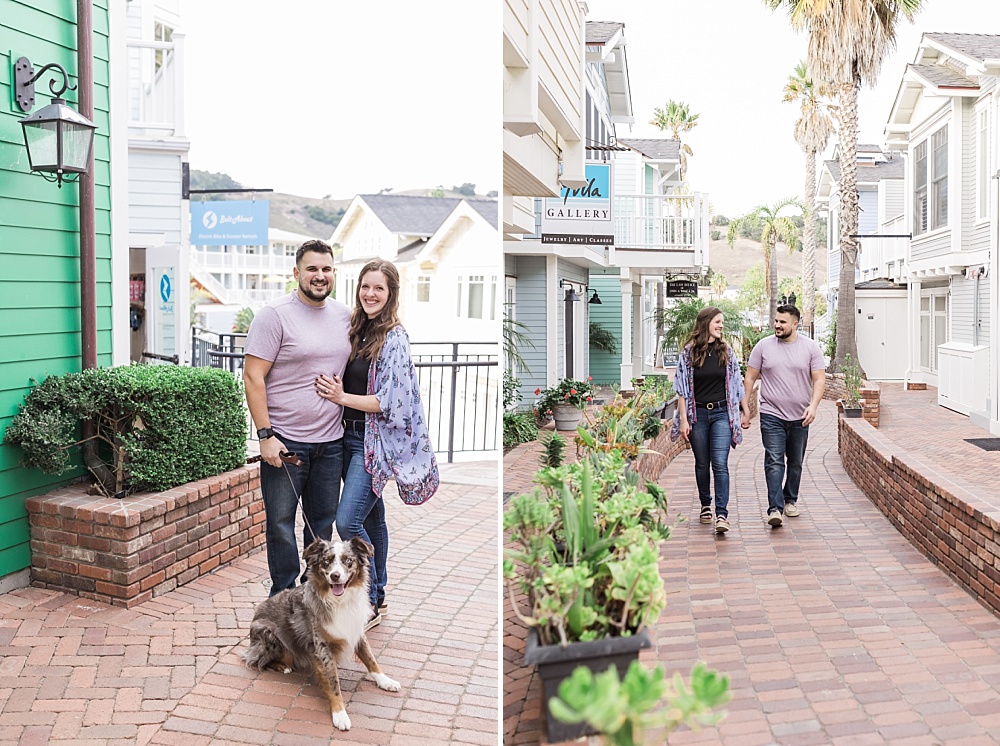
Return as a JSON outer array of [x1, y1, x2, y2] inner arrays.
[[504, 398, 1000, 745], [1, 461, 498, 746]]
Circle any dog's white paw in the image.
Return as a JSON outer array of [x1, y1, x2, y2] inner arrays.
[[283, 667, 291, 674], [331, 709, 351, 731], [372, 672, 401, 692]]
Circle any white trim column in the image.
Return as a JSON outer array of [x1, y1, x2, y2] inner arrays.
[[546, 255, 558, 386], [619, 276, 632, 389]]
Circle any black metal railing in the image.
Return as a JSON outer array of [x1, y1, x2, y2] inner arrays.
[[190, 330, 499, 462]]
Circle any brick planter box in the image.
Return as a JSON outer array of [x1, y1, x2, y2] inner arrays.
[[25, 465, 264, 608], [838, 416, 1000, 617]]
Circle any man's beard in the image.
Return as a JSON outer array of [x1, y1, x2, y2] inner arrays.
[[774, 326, 792, 339], [299, 280, 331, 302]]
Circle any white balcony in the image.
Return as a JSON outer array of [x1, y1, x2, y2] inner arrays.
[[857, 235, 910, 281], [612, 193, 709, 269], [127, 34, 185, 137]]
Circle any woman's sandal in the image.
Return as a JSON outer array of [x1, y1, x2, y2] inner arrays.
[[699, 506, 713, 524]]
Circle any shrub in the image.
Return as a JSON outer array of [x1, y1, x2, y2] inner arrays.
[[4, 365, 247, 496], [503, 411, 537, 449], [534, 377, 595, 414], [710, 229, 722, 241]]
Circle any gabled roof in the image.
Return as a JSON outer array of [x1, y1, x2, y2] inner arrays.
[[907, 63, 979, 91], [358, 194, 464, 237], [467, 198, 499, 228], [585, 20, 633, 123], [618, 138, 680, 161], [924, 33, 1000, 69], [822, 157, 906, 185]]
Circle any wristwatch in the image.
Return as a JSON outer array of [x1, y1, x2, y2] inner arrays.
[[257, 427, 275, 441]]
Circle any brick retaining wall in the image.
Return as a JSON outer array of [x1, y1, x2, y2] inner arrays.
[[825, 372, 880, 428], [25, 465, 264, 608], [838, 416, 1000, 616]]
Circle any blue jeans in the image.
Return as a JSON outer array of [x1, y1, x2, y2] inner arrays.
[[260, 436, 343, 595], [338, 429, 387, 609], [759, 413, 809, 515], [689, 407, 732, 519]]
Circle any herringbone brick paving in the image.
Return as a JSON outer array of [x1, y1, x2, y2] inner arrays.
[[1, 461, 499, 746], [504, 395, 1000, 745]]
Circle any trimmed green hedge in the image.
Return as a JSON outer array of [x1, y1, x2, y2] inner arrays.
[[4, 365, 247, 496]]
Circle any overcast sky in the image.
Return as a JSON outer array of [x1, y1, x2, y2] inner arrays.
[[180, 1, 499, 200], [583, 0, 998, 218]]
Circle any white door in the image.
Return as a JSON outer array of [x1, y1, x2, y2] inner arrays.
[[856, 296, 887, 379], [146, 245, 191, 364]]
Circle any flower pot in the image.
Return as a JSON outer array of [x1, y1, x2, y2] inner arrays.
[[660, 395, 678, 422], [523, 627, 652, 742], [843, 405, 863, 419], [552, 404, 583, 431]]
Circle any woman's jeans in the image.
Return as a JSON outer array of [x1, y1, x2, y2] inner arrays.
[[689, 406, 732, 518], [259, 436, 342, 596], [338, 429, 387, 610], [759, 413, 810, 515]]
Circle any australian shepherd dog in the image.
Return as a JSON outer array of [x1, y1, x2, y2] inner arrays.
[[242, 537, 399, 731]]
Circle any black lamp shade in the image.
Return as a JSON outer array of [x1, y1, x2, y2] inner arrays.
[[20, 98, 96, 179], [564, 288, 581, 302], [589, 290, 602, 304]]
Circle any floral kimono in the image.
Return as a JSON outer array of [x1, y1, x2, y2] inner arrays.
[[670, 343, 746, 448], [364, 325, 440, 505]]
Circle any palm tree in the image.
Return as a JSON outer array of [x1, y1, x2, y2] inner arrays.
[[765, 0, 922, 371], [727, 198, 803, 327], [653, 297, 754, 360], [503, 305, 534, 373], [649, 99, 699, 179], [783, 60, 835, 332]]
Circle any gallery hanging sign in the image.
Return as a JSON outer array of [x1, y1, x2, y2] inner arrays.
[[541, 161, 613, 245], [190, 199, 269, 246]]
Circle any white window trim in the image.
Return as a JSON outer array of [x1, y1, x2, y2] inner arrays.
[[975, 102, 991, 225]]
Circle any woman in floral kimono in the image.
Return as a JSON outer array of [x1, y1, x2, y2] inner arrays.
[[315, 260, 439, 629], [670, 306, 747, 535]]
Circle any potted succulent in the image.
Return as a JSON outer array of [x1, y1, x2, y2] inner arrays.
[[534, 377, 595, 431], [840, 353, 864, 418], [503, 452, 669, 741]]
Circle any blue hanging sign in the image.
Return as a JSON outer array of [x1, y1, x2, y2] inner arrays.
[[190, 200, 269, 246]]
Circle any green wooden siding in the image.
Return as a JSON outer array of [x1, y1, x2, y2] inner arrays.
[[0, 0, 114, 580], [589, 272, 625, 385]]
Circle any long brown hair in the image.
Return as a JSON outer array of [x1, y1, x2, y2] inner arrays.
[[683, 306, 729, 368], [350, 260, 402, 361]]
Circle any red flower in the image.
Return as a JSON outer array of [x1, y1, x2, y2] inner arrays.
[[586, 396, 592, 401], [570, 388, 577, 395], [534, 388, 541, 395], [588, 376, 592, 381], [564, 393, 570, 399]]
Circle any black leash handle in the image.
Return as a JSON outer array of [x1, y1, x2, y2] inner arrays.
[[246, 451, 302, 466]]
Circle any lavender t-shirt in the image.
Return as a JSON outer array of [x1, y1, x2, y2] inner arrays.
[[747, 335, 824, 422], [244, 292, 352, 442]]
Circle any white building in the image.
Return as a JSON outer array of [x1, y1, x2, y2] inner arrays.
[[331, 194, 499, 343]]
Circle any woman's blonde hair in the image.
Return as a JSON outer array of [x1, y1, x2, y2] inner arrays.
[[349, 260, 401, 362]]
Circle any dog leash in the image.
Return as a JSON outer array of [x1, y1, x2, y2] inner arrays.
[[247, 451, 317, 541]]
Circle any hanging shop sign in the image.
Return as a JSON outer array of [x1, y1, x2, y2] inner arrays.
[[541, 161, 613, 245], [190, 199, 269, 246], [665, 280, 698, 297]]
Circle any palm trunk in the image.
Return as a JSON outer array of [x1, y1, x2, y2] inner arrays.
[[768, 237, 779, 327], [834, 80, 862, 373], [803, 147, 817, 332]]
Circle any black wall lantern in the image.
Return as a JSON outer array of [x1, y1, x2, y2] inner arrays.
[[588, 289, 602, 304], [15, 57, 97, 188], [560, 279, 582, 302]]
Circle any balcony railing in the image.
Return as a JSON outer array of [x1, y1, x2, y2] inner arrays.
[[613, 194, 706, 253], [190, 332, 499, 462]]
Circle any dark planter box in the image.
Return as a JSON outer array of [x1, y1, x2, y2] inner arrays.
[[843, 406, 863, 418], [660, 395, 678, 422], [524, 627, 652, 742]]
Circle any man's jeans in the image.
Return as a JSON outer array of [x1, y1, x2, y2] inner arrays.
[[337, 429, 387, 610], [689, 406, 732, 518], [260, 436, 343, 595], [759, 413, 809, 515]]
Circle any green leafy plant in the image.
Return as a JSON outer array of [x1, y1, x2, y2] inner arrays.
[[534, 377, 594, 415], [549, 660, 731, 746], [841, 353, 863, 408], [589, 321, 619, 355], [539, 431, 567, 468], [504, 305, 535, 373], [503, 411, 537, 450], [823, 318, 837, 359], [503, 370, 522, 410], [3, 365, 247, 497], [232, 307, 255, 333], [653, 297, 752, 359]]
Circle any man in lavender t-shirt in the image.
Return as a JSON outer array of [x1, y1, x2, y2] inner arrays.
[[741, 305, 825, 528], [244, 240, 352, 594]]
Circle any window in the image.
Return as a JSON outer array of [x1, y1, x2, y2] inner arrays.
[[913, 141, 927, 235], [913, 125, 948, 236], [284, 244, 296, 257], [345, 277, 356, 304], [931, 127, 948, 230], [920, 292, 948, 373], [457, 274, 495, 319], [416, 275, 431, 303], [154, 22, 174, 73], [977, 108, 990, 221]]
